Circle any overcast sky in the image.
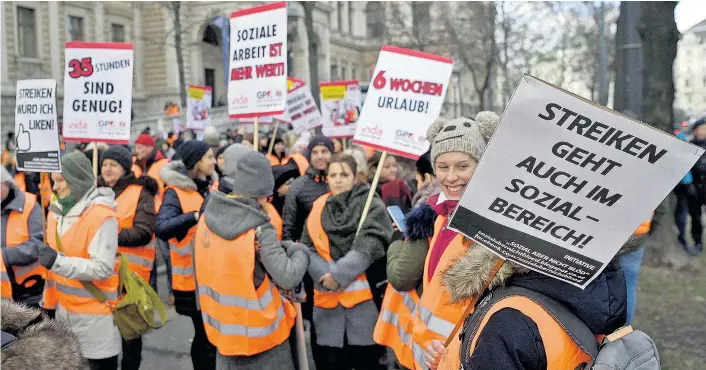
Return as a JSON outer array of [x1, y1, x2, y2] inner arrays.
[[675, 1, 706, 32]]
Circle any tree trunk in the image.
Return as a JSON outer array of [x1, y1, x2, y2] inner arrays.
[[638, 2, 687, 269], [302, 2, 320, 108], [172, 2, 187, 108]]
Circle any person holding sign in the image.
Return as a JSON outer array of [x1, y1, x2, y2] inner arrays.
[[1, 167, 45, 307], [38, 152, 122, 369], [300, 154, 392, 370]]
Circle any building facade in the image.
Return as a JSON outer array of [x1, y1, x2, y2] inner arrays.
[[674, 18, 706, 114]]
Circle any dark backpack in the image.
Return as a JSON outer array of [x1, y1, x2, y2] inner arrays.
[[459, 286, 659, 370]]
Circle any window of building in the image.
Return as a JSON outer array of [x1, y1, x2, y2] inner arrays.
[[17, 6, 38, 58], [338, 2, 345, 33], [111, 23, 125, 42], [412, 2, 431, 35], [348, 2, 354, 36], [68, 15, 85, 41], [341, 66, 347, 80], [331, 64, 339, 80], [365, 2, 385, 39], [202, 25, 219, 46], [352, 67, 357, 80]]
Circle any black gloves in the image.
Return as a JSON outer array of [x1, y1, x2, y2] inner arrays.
[[38, 245, 58, 269]]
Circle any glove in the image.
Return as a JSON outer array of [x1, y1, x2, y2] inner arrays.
[[38, 245, 58, 269]]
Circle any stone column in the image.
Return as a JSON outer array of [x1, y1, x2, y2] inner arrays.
[[340, 2, 349, 34], [48, 1, 61, 81], [94, 1, 105, 41], [1, 5, 8, 83], [132, 4, 144, 90]]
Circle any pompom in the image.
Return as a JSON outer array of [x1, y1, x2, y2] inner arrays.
[[426, 117, 448, 143], [474, 111, 500, 142]]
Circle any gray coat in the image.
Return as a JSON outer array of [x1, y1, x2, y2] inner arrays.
[[1, 188, 44, 305]]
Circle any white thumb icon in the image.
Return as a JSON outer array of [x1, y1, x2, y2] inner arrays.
[[16, 124, 31, 151]]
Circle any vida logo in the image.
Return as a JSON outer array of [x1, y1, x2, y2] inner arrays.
[[362, 125, 383, 137], [231, 95, 248, 105]]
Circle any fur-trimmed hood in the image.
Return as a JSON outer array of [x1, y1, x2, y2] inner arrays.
[[442, 234, 641, 334], [159, 160, 218, 191], [1, 300, 89, 370]]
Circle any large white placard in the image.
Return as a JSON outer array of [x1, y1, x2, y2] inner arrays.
[[353, 45, 454, 159], [187, 85, 212, 130], [228, 2, 287, 118], [14, 79, 61, 172], [62, 42, 134, 144], [320, 80, 361, 138], [449, 75, 704, 288]]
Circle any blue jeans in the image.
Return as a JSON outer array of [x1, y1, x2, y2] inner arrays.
[[155, 238, 173, 296], [619, 247, 645, 325]]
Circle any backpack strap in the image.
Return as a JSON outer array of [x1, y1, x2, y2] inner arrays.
[[461, 286, 599, 363]]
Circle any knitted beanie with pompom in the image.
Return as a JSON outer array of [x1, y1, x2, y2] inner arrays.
[[427, 111, 500, 164]]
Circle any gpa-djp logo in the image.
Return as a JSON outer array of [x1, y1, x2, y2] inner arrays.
[[257, 90, 273, 99], [395, 130, 427, 144], [98, 120, 127, 128]]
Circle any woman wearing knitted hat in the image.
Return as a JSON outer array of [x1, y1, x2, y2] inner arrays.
[[374, 112, 499, 370], [301, 154, 392, 370], [37, 151, 122, 369], [156, 140, 217, 370], [98, 145, 159, 370], [418, 114, 631, 370]]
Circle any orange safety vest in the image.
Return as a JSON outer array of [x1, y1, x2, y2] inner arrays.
[[307, 193, 373, 309], [373, 284, 420, 369], [634, 216, 653, 236], [132, 163, 143, 178], [115, 185, 155, 282], [14, 172, 26, 192], [439, 294, 593, 370], [410, 216, 468, 370], [283, 153, 309, 177], [1, 193, 44, 299], [261, 202, 283, 240], [194, 218, 296, 356], [46, 204, 119, 314], [167, 186, 204, 292], [268, 153, 290, 167], [147, 158, 169, 212], [39, 174, 52, 208]]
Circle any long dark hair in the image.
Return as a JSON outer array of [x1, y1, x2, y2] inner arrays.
[[329, 153, 358, 176]]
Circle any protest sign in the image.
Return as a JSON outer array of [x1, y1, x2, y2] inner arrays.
[[352, 45, 453, 159], [240, 116, 274, 125], [277, 77, 322, 133], [228, 2, 287, 118], [187, 85, 212, 130], [448, 75, 705, 288], [320, 80, 361, 138], [62, 42, 134, 144], [14, 79, 61, 172]]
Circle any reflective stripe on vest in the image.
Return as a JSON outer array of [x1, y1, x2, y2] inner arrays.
[[41, 277, 58, 309], [307, 193, 373, 309], [3, 193, 45, 298], [194, 218, 295, 356], [167, 186, 204, 292], [411, 216, 468, 370], [46, 204, 119, 314], [440, 296, 593, 370], [115, 184, 155, 282]]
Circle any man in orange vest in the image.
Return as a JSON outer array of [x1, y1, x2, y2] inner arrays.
[[195, 150, 309, 368], [1, 167, 44, 306]]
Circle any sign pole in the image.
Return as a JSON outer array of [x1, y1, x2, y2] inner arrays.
[[356, 150, 387, 236], [92, 141, 98, 186], [39, 173, 48, 243], [253, 117, 259, 152], [342, 138, 347, 151], [294, 302, 309, 370], [268, 120, 280, 155]]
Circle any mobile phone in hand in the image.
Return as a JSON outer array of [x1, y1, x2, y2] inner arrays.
[[387, 206, 407, 234]]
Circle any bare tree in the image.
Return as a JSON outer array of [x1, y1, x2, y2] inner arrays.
[[638, 2, 686, 269], [165, 2, 188, 108], [387, 2, 439, 52], [444, 2, 497, 111], [300, 2, 320, 108]]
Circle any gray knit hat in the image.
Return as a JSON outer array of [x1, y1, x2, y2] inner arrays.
[[221, 144, 251, 179], [231, 151, 274, 198], [427, 111, 500, 164], [61, 151, 95, 200]]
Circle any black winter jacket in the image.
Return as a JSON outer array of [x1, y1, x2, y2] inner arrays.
[[98, 173, 158, 247], [690, 139, 706, 186], [282, 167, 329, 241]]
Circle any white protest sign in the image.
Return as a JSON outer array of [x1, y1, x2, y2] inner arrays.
[[62, 42, 134, 144], [187, 84, 212, 130], [228, 2, 287, 118], [14, 79, 61, 172], [320, 80, 361, 138], [280, 77, 322, 133], [448, 75, 704, 288], [353, 45, 453, 159]]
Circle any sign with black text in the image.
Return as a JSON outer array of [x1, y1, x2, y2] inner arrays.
[[275, 77, 322, 133], [353, 45, 453, 159], [14, 79, 61, 172], [228, 2, 287, 118], [449, 75, 704, 288], [62, 42, 134, 144]]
